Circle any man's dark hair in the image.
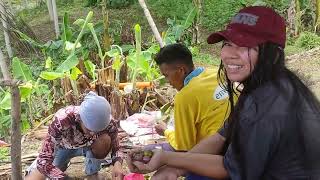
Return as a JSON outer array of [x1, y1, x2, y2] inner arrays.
[[154, 43, 194, 69]]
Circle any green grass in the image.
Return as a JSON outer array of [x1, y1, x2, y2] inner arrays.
[[0, 147, 9, 162]]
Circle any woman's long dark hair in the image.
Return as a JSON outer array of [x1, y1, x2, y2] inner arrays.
[[218, 42, 320, 177]]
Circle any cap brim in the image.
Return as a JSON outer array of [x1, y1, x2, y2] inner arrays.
[[207, 31, 226, 44], [207, 29, 264, 48]]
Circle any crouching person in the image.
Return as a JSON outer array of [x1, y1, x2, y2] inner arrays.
[[25, 91, 124, 180]]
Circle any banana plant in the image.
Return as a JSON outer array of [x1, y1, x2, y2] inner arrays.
[[0, 57, 52, 131], [107, 45, 124, 87], [40, 11, 94, 97], [132, 24, 142, 90], [164, 6, 197, 45]]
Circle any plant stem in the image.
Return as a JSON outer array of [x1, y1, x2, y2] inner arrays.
[[73, 11, 93, 53], [132, 24, 142, 89], [89, 26, 105, 68]]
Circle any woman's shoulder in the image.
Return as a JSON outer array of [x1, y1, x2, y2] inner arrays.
[[250, 77, 295, 102]]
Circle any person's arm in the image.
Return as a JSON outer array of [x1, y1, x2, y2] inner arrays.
[[164, 152, 228, 179], [131, 150, 228, 179], [107, 120, 123, 164], [189, 132, 226, 154], [37, 117, 65, 179], [107, 120, 125, 179]]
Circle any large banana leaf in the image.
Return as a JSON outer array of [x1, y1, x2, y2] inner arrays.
[[84, 60, 96, 80], [0, 92, 11, 110], [19, 81, 33, 102], [70, 67, 82, 80], [183, 6, 197, 29], [12, 57, 34, 81], [56, 54, 79, 73], [40, 71, 64, 80]]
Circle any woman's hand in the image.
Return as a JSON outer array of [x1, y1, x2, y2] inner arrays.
[[126, 148, 167, 174]]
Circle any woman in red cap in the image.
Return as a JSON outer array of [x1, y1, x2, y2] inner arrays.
[[126, 6, 320, 180]]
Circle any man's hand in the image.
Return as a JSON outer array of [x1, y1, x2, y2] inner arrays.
[[151, 166, 185, 180], [154, 122, 167, 136], [126, 148, 167, 174], [112, 161, 124, 180]]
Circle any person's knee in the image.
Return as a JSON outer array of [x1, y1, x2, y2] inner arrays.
[[91, 133, 111, 159]]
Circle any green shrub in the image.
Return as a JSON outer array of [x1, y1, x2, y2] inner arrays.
[[107, 0, 134, 8], [85, 0, 134, 8], [295, 32, 320, 50], [148, 0, 193, 20]]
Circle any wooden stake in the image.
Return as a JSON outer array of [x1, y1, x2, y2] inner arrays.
[[0, 48, 10, 80], [10, 85, 22, 180], [51, 0, 59, 38], [0, 1, 13, 58], [138, 0, 164, 48], [46, 0, 53, 21]]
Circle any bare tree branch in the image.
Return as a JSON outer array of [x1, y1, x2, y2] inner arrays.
[[138, 0, 164, 48]]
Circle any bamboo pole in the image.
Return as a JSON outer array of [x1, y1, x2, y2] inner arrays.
[[316, 0, 320, 31], [51, 0, 59, 38], [47, 0, 53, 21], [0, 0, 13, 58], [0, 49, 10, 80], [138, 0, 164, 48]]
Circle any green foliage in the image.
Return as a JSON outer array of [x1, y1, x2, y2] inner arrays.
[[0, 57, 54, 138], [84, 60, 97, 80], [62, 13, 73, 42], [147, 0, 292, 32], [164, 7, 197, 45], [107, 0, 134, 8], [85, 0, 134, 8], [148, 0, 192, 20], [295, 32, 320, 50], [0, 147, 9, 162]]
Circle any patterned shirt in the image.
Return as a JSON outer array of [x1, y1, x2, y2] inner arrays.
[[36, 106, 122, 179]]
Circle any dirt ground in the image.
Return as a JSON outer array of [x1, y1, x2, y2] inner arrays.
[[3, 3, 319, 179], [286, 48, 320, 99]]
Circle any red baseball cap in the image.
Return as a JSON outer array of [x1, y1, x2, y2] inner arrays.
[[207, 6, 286, 48]]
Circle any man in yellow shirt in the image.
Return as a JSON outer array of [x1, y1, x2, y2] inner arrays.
[[151, 43, 230, 151]]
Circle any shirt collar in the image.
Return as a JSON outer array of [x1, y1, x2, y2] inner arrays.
[[183, 67, 204, 86]]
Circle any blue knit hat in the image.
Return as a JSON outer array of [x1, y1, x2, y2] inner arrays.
[[79, 91, 111, 132]]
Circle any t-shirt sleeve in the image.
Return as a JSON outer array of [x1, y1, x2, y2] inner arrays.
[[223, 95, 281, 180]]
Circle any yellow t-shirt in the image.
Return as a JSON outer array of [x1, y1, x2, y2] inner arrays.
[[164, 68, 230, 151]]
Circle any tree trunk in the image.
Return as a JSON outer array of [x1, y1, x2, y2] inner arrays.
[[316, 0, 320, 31], [102, 0, 111, 51], [138, 0, 164, 48], [10, 85, 22, 180], [0, 48, 10, 80], [51, 0, 59, 38], [47, 0, 53, 21], [0, 1, 13, 58], [0, 62, 22, 179], [192, 0, 202, 45]]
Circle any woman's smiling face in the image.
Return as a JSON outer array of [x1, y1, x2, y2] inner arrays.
[[220, 41, 259, 82]]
